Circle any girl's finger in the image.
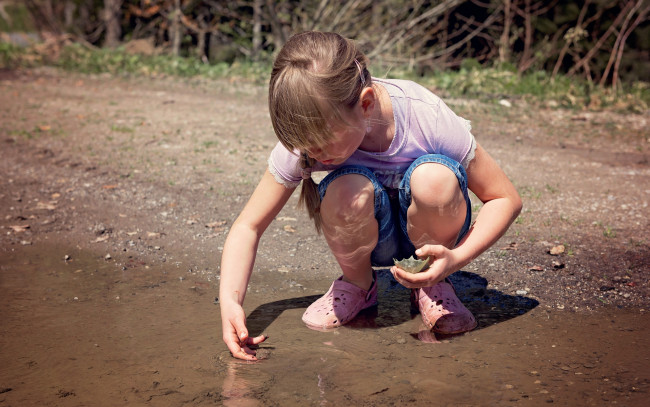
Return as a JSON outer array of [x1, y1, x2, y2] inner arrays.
[[245, 334, 268, 346], [236, 350, 257, 361], [227, 341, 255, 361], [391, 267, 414, 288]]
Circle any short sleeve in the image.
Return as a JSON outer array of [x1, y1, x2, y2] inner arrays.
[[268, 142, 303, 188], [460, 132, 477, 169]]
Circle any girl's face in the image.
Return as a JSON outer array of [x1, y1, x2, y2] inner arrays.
[[304, 89, 374, 165], [304, 117, 365, 165]]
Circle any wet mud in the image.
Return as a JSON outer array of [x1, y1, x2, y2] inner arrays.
[[1, 243, 648, 406], [0, 68, 648, 406]]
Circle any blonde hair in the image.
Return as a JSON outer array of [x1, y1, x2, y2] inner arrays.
[[268, 31, 371, 232]]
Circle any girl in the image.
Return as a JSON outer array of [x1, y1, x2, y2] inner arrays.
[[220, 31, 522, 361]]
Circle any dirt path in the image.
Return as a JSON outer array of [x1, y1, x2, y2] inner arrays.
[[0, 67, 648, 406]]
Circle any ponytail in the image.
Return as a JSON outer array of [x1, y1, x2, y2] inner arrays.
[[297, 153, 323, 233]]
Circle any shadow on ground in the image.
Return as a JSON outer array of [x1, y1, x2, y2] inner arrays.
[[246, 270, 538, 336], [448, 270, 540, 330]]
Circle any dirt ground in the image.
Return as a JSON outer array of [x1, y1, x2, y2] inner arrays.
[[0, 67, 648, 406]]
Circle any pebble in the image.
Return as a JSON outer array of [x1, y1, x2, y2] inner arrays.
[[516, 290, 528, 295]]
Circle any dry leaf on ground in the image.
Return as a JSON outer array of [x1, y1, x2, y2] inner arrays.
[[9, 225, 30, 232], [206, 220, 227, 231], [34, 201, 57, 210]]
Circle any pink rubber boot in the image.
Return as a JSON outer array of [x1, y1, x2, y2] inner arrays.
[[302, 271, 378, 330], [412, 278, 477, 334]]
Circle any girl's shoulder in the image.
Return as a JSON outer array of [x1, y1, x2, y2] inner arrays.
[[374, 78, 442, 104]]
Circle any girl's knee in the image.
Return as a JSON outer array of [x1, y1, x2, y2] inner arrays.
[[410, 163, 463, 209], [321, 174, 375, 222]]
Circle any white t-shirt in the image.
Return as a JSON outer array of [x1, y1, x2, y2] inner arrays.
[[268, 78, 476, 189]]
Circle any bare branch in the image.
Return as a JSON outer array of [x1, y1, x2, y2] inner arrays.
[[567, 1, 635, 77], [604, 1, 649, 88], [552, 0, 591, 78], [413, 9, 501, 64]]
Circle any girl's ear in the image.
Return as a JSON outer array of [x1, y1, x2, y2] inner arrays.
[[359, 87, 376, 117]]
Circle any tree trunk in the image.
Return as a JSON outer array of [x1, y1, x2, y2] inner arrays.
[[265, 0, 288, 51], [517, 0, 534, 73], [197, 29, 206, 62], [169, 0, 182, 57], [499, 0, 512, 64], [63, 1, 75, 29], [103, 0, 122, 48], [252, 0, 262, 60]]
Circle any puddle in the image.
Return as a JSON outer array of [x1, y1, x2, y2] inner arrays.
[[1, 244, 648, 406]]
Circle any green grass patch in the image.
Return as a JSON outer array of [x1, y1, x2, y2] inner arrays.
[[110, 124, 135, 133], [417, 63, 649, 111], [55, 44, 271, 83], [2, 43, 648, 111]]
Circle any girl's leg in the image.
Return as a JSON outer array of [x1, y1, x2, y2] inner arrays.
[[302, 168, 395, 330], [320, 173, 376, 291], [401, 157, 477, 334], [406, 162, 467, 249]]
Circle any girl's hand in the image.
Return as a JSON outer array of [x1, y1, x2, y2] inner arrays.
[[390, 244, 459, 288], [221, 303, 267, 361]]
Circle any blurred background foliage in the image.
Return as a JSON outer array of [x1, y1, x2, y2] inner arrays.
[[1, 0, 648, 109]]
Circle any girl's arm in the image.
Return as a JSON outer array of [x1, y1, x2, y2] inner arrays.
[[453, 142, 523, 267], [392, 143, 522, 287], [219, 168, 296, 360]]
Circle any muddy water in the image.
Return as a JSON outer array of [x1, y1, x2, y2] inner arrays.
[[1, 245, 648, 406]]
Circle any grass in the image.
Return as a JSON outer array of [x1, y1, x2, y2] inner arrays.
[[603, 226, 617, 238], [110, 124, 135, 133], [382, 59, 650, 112], [519, 186, 542, 200], [1, 42, 648, 111]]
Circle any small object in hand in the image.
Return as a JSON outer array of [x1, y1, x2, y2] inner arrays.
[[393, 256, 430, 274]]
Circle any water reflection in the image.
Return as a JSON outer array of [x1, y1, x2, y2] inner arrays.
[[221, 361, 264, 407]]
